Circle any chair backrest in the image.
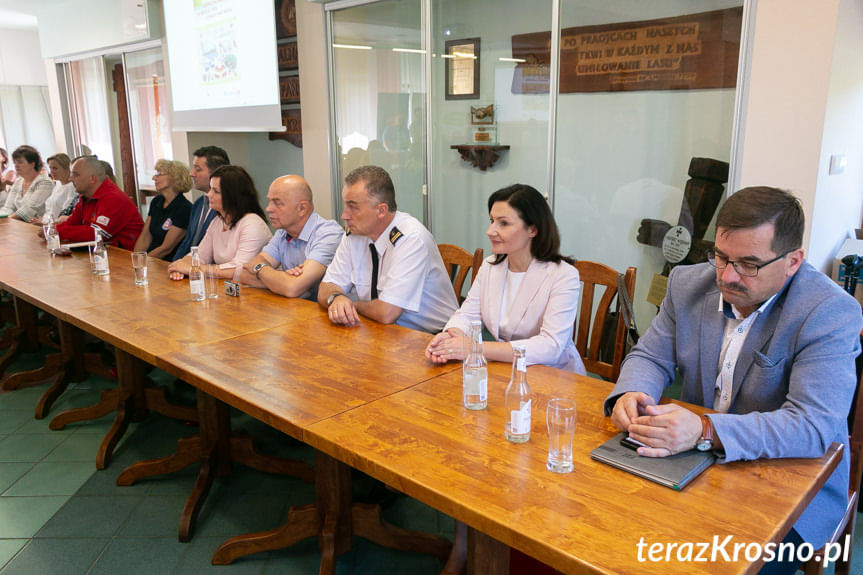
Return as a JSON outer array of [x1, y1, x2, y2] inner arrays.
[[573, 260, 636, 382], [848, 346, 863, 499], [438, 243, 483, 304]]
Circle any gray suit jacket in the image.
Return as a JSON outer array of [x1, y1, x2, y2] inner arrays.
[[604, 261, 862, 546]]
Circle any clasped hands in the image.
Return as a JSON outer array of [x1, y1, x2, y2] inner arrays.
[[611, 391, 702, 457], [425, 328, 469, 364], [167, 259, 190, 281]]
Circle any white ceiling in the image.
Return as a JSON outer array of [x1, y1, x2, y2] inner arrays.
[[0, 7, 37, 29]]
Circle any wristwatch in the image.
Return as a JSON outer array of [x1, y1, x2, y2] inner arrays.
[[253, 262, 272, 278], [327, 292, 345, 307], [695, 415, 714, 452]]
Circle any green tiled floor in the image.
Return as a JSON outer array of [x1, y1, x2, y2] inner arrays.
[[1, 327, 862, 574], [0, 339, 455, 574]]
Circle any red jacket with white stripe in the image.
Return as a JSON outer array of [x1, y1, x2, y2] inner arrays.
[[57, 178, 143, 250]]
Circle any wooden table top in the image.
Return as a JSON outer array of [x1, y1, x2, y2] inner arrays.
[[305, 362, 841, 575], [158, 303, 458, 440], [0, 218, 50, 256]]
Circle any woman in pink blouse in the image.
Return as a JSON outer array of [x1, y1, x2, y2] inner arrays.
[[167, 165, 271, 282]]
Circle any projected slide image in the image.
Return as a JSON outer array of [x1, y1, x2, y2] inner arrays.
[[195, 0, 240, 95], [165, 0, 281, 129], [198, 22, 239, 84]]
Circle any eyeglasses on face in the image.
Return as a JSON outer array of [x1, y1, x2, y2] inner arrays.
[[707, 249, 788, 277]]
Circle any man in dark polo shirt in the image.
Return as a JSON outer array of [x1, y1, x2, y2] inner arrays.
[[56, 156, 143, 250]]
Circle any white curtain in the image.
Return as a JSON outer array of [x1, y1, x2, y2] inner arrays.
[[0, 85, 55, 158], [68, 57, 114, 163]]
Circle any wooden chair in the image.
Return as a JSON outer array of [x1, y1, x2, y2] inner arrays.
[[573, 261, 636, 383], [803, 355, 863, 575], [438, 244, 483, 305]]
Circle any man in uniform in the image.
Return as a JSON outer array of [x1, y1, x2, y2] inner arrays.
[[56, 156, 143, 250], [239, 175, 343, 300], [318, 165, 458, 333], [172, 145, 229, 261], [605, 187, 862, 573]]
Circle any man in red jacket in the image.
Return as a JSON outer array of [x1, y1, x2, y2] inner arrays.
[[57, 156, 143, 249]]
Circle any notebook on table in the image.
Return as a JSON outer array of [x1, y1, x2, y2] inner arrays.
[[590, 432, 715, 490]]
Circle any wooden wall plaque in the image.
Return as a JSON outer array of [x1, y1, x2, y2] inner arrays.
[[276, 0, 297, 38], [511, 7, 742, 94], [279, 76, 300, 104], [278, 42, 298, 71], [269, 109, 302, 148]]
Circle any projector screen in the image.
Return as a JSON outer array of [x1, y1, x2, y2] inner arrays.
[[164, 0, 283, 132]]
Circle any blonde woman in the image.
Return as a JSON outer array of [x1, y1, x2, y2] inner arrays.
[[133, 159, 193, 260], [38, 153, 76, 223]]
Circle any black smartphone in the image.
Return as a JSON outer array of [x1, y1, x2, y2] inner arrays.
[[620, 435, 647, 451]]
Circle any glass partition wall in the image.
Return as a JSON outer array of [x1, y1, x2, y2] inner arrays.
[[330, 0, 426, 220], [326, 0, 744, 327]]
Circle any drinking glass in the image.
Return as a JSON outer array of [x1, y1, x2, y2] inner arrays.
[[546, 398, 576, 473], [206, 266, 218, 298], [131, 252, 148, 286]]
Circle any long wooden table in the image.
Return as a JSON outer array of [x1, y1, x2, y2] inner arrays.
[[0, 217, 843, 574], [305, 362, 842, 574]]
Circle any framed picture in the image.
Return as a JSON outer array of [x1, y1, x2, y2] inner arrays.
[[470, 104, 494, 125], [445, 38, 480, 100]]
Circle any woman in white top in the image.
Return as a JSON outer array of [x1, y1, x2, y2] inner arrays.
[[168, 165, 271, 283], [38, 153, 77, 223], [425, 184, 585, 373], [0, 145, 53, 221]]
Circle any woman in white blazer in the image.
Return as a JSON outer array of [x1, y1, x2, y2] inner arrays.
[[426, 184, 585, 373]]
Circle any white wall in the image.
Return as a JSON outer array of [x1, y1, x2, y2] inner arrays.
[[0, 28, 47, 85], [735, 0, 839, 259], [808, 0, 863, 273], [298, 0, 335, 219]]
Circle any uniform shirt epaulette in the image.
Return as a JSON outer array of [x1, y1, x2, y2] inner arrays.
[[389, 227, 403, 246]]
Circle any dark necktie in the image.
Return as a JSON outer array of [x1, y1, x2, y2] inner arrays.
[[369, 243, 379, 299]]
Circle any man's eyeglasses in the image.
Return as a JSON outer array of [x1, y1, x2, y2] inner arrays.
[[707, 249, 788, 277]]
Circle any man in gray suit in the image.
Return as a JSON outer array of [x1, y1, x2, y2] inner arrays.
[[605, 187, 861, 572]]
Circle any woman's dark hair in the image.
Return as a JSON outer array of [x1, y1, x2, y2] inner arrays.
[[209, 165, 266, 229], [487, 184, 572, 265], [12, 145, 43, 172]]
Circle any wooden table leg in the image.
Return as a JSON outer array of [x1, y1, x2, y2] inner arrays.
[[0, 298, 39, 379], [49, 347, 197, 468], [117, 390, 311, 543], [442, 520, 467, 575], [211, 451, 452, 573], [466, 527, 510, 575]]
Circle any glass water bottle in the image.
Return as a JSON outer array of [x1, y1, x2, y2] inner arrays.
[[189, 246, 206, 301], [504, 344, 531, 443], [462, 320, 488, 410]]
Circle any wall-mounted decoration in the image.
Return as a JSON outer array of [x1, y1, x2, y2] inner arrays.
[[278, 42, 298, 71], [445, 38, 480, 100], [269, 109, 302, 148], [279, 76, 300, 105], [470, 103, 494, 125], [275, 0, 296, 38], [451, 144, 510, 171], [270, 0, 301, 148], [510, 7, 741, 94]]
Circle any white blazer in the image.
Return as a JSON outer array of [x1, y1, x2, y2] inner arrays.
[[445, 257, 585, 374]]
